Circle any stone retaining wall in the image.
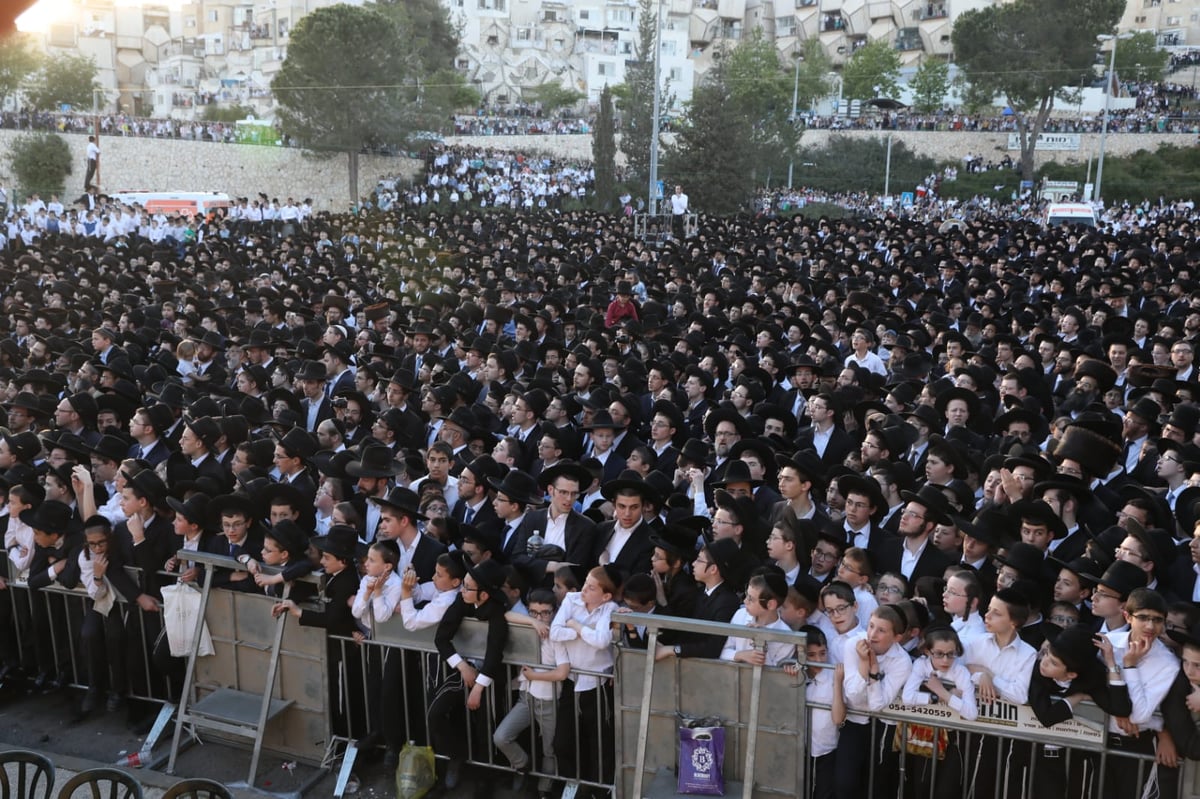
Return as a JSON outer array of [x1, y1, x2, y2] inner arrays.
[[0, 127, 1190, 207], [444, 129, 1198, 170], [0, 129, 421, 210]]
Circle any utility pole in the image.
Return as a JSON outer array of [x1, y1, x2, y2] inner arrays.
[[647, 0, 662, 216]]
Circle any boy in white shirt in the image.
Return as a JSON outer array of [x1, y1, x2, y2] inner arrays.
[[494, 589, 569, 794], [720, 571, 796, 667]]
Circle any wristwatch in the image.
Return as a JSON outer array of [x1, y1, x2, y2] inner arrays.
[[237, 553, 252, 565], [868, 672, 884, 681], [674, 645, 682, 657]]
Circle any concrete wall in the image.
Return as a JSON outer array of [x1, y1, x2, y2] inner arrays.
[[0, 129, 421, 210], [0, 127, 1191, 207], [442, 129, 1200, 169]]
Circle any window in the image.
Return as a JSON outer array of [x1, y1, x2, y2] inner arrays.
[[1167, 15, 1182, 24], [456, 58, 470, 69], [661, 39, 677, 56], [544, 10, 558, 21], [598, 61, 612, 75], [518, 27, 531, 39], [580, 9, 590, 19], [669, 67, 682, 81], [487, 34, 499, 44], [525, 65, 538, 78], [207, 10, 218, 22]]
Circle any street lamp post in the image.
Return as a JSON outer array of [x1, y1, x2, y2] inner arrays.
[[647, 0, 664, 216], [1095, 32, 1130, 205], [787, 51, 801, 189]]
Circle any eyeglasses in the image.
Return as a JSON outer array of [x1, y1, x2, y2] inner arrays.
[[1159, 455, 1183, 465], [551, 487, 580, 497], [1132, 614, 1166, 626], [1092, 589, 1122, 601], [943, 588, 966, 598], [900, 509, 926, 520], [824, 603, 854, 617], [694, 558, 714, 569], [1115, 546, 1144, 561], [1049, 615, 1078, 626], [877, 585, 904, 596], [838, 559, 863, 576], [529, 609, 554, 619], [811, 549, 838, 562], [928, 650, 957, 660]]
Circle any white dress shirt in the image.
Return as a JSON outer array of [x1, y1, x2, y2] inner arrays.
[[843, 638, 912, 724], [964, 633, 1037, 705], [549, 591, 617, 691]]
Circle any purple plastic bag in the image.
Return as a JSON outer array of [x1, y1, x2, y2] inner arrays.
[[677, 725, 725, 795]]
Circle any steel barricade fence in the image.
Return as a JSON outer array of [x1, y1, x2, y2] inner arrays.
[[328, 616, 620, 797], [2, 570, 177, 708]]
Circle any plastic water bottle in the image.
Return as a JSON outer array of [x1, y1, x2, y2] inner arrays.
[[526, 531, 543, 555]]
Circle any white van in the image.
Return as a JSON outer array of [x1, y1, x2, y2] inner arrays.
[[1044, 202, 1097, 228]]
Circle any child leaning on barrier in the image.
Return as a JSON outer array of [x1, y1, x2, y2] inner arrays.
[[495, 588, 570, 796], [719, 569, 795, 667], [782, 626, 844, 799], [900, 626, 975, 799]]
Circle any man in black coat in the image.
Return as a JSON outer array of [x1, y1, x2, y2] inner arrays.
[[874, 484, 955, 584], [371, 486, 445, 581], [512, 461, 600, 588], [653, 538, 741, 661], [594, 470, 660, 584]]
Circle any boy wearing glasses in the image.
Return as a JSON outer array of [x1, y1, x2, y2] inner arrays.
[[817, 581, 862, 665], [1105, 588, 1180, 799], [720, 570, 795, 667], [495, 589, 568, 795]]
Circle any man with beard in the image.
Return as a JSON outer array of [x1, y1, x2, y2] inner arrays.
[[1059, 359, 1117, 417]]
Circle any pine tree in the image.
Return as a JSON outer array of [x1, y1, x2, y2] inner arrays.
[[593, 86, 617, 211]]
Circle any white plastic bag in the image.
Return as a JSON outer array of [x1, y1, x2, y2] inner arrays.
[[160, 582, 214, 657]]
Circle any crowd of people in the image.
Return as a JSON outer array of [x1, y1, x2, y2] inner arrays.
[[4, 148, 1200, 799]]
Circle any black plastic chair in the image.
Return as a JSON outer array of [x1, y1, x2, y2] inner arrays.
[[0, 749, 55, 799], [55, 768, 143, 799], [160, 779, 233, 799]]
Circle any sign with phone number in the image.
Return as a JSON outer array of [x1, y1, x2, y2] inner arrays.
[[882, 698, 1105, 747]]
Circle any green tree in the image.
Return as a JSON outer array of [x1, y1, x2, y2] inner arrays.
[[593, 86, 617, 210], [370, 0, 459, 73], [910, 58, 950, 113], [273, 5, 416, 203], [666, 32, 800, 210], [952, 0, 1124, 182], [523, 82, 586, 114], [0, 34, 40, 111], [8, 133, 71, 198], [664, 55, 756, 213], [792, 38, 833, 113], [617, 0, 661, 194], [25, 52, 99, 111], [842, 40, 901, 101], [202, 104, 254, 123], [1114, 32, 1169, 83]]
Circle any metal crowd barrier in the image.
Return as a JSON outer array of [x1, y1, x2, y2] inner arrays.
[[8, 561, 1200, 799]]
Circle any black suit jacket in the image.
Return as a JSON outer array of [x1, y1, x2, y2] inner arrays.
[[677, 583, 739, 659], [115, 514, 176, 600], [874, 537, 954, 586], [28, 533, 83, 590], [595, 519, 655, 584], [301, 397, 336, 433], [408, 533, 447, 583], [511, 509, 600, 587], [795, 427, 855, 470], [298, 568, 362, 636], [204, 532, 265, 592]]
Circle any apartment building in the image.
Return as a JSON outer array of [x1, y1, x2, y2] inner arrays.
[[25, 0, 1186, 120]]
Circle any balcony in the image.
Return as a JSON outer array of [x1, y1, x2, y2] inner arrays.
[[894, 27, 923, 50], [913, 3, 948, 20], [821, 13, 846, 32]]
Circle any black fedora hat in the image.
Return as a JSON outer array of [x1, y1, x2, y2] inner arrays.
[[275, 427, 318, 460], [467, 558, 508, 602], [265, 519, 310, 559], [537, 459, 592, 490], [345, 444, 402, 478], [775, 449, 826, 493], [20, 499, 80, 534], [1096, 559, 1147, 599], [702, 537, 744, 582], [210, 492, 256, 522], [312, 524, 364, 562], [488, 469, 544, 506], [711, 459, 762, 489], [898, 483, 953, 526], [1168, 620, 1200, 650], [703, 407, 751, 440], [1046, 623, 1104, 676], [1045, 554, 1103, 587], [85, 434, 128, 464], [836, 473, 886, 517], [650, 523, 700, 561], [933, 386, 981, 419], [1, 431, 40, 463], [601, 469, 662, 506], [184, 416, 222, 452], [993, 541, 1045, 581], [464, 454, 509, 485], [1010, 499, 1068, 540], [677, 438, 714, 467], [370, 486, 427, 520], [42, 431, 92, 462], [582, 409, 627, 432], [166, 493, 216, 531], [295, 360, 328, 383]]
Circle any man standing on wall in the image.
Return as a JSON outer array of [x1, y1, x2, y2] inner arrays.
[[670, 184, 688, 240], [85, 136, 100, 189]]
